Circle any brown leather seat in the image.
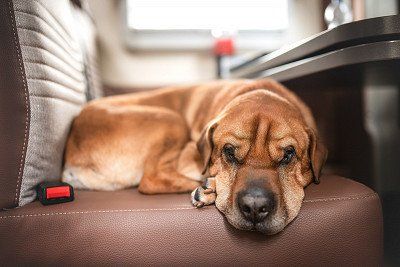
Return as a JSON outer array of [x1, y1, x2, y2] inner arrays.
[[0, 175, 382, 266], [0, 0, 383, 265]]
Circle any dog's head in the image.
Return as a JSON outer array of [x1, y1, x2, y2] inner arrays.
[[197, 89, 327, 234]]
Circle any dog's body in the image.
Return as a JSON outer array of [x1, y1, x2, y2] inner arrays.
[[63, 79, 327, 234]]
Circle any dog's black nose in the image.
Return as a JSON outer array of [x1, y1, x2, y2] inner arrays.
[[237, 188, 275, 223]]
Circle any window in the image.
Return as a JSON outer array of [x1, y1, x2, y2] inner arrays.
[[124, 0, 289, 51]]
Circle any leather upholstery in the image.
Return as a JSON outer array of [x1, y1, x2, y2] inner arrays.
[[0, 0, 101, 208], [0, 175, 383, 266], [0, 1, 384, 265], [0, 0, 30, 209]]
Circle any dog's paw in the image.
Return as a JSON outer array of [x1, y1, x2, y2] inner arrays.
[[191, 178, 216, 208], [191, 187, 216, 208]]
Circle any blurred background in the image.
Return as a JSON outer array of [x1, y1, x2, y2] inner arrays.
[[86, 0, 396, 89], [84, 0, 399, 265]]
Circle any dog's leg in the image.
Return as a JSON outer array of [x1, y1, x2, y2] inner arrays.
[[139, 170, 200, 194], [138, 117, 201, 194], [177, 141, 204, 181], [191, 177, 217, 208], [139, 141, 201, 194], [139, 141, 201, 193], [176, 141, 217, 207]]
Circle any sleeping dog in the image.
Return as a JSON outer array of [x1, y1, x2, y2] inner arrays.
[[62, 79, 327, 235]]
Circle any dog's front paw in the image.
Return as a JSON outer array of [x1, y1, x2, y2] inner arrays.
[[191, 178, 216, 208]]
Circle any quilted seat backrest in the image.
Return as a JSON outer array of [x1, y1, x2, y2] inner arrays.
[[0, 0, 101, 209]]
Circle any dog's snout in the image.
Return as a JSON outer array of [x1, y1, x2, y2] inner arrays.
[[237, 187, 275, 223]]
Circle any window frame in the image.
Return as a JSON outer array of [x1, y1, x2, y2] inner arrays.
[[122, 0, 289, 52]]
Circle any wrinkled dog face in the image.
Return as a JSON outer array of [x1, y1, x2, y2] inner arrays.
[[197, 90, 327, 235]]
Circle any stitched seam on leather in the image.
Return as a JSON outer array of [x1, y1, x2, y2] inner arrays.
[[0, 194, 379, 219], [0, 207, 197, 219], [8, 0, 29, 206], [303, 193, 378, 203]]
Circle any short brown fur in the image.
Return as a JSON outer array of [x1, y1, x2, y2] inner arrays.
[[62, 79, 327, 234]]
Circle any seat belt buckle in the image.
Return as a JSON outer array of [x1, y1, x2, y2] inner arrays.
[[36, 182, 74, 205]]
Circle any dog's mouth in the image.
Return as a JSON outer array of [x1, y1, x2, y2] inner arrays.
[[216, 188, 289, 235], [253, 221, 286, 235], [224, 210, 287, 235]]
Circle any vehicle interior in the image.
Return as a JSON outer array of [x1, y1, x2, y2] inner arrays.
[[0, 0, 399, 265]]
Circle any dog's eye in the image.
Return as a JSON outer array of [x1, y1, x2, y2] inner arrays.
[[223, 144, 238, 164], [280, 146, 296, 165]]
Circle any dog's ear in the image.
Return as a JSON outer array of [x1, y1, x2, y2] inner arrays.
[[197, 122, 218, 175], [308, 128, 328, 184]]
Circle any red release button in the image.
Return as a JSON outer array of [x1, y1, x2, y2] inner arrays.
[[46, 186, 71, 199]]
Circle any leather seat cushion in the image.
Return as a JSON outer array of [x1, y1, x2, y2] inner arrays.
[[0, 175, 383, 266]]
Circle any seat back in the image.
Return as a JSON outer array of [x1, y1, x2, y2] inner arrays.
[[0, 0, 101, 209]]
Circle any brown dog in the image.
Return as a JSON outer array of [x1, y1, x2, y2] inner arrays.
[[62, 79, 327, 234]]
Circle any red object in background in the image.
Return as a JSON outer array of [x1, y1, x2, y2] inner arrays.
[[46, 186, 71, 199], [214, 38, 235, 56]]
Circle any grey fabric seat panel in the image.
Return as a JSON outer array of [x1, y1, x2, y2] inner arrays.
[[11, 0, 101, 206]]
